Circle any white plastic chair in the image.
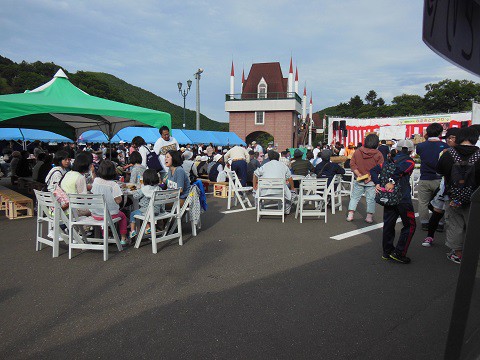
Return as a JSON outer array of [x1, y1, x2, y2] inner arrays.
[[227, 171, 254, 210], [133, 189, 182, 254], [340, 170, 354, 197], [68, 194, 123, 261], [295, 178, 329, 223], [34, 190, 68, 258], [256, 178, 286, 222], [410, 168, 420, 199], [329, 175, 343, 214]]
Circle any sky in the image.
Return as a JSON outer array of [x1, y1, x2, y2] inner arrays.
[[1, 0, 479, 124]]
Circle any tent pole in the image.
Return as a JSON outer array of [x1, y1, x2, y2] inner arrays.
[[108, 123, 112, 160]]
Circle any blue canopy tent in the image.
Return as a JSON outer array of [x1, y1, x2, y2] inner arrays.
[[210, 131, 246, 146], [181, 130, 221, 145], [78, 130, 122, 144], [171, 129, 193, 145], [0, 128, 73, 143]]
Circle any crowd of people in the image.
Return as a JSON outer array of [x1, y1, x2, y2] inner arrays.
[[1, 123, 479, 265]]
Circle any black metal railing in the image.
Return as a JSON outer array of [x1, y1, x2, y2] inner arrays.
[[225, 92, 302, 103]]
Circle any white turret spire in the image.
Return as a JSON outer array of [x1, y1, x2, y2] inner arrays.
[[302, 84, 307, 120], [287, 56, 294, 97], [308, 93, 313, 147], [294, 66, 299, 95], [230, 61, 235, 99]]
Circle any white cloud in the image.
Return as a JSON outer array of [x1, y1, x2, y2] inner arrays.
[[1, 0, 479, 122]]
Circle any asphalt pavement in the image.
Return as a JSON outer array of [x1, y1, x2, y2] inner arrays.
[[1, 181, 479, 359]]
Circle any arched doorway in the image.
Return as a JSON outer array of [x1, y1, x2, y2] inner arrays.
[[246, 131, 274, 150]]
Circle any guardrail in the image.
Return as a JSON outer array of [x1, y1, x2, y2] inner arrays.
[[225, 92, 302, 103]]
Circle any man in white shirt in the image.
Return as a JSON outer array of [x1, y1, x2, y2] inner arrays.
[[153, 126, 180, 171], [312, 143, 321, 159], [224, 145, 250, 186], [252, 141, 263, 154], [253, 150, 295, 214]]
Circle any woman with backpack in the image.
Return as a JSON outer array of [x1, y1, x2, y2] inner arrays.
[[436, 126, 480, 264], [371, 139, 416, 264]]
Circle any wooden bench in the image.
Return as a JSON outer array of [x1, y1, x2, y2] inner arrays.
[[199, 179, 231, 198], [0, 186, 34, 219]]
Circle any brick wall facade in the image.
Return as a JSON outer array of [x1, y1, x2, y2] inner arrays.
[[229, 111, 298, 151]]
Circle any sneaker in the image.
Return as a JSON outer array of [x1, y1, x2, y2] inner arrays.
[[390, 251, 411, 264], [447, 250, 461, 264], [382, 251, 392, 260], [421, 223, 429, 231], [346, 212, 354, 222], [422, 237, 434, 247], [129, 230, 137, 239], [437, 224, 444, 233], [120, 239, 129, 246], [365, 213, 373, 223]]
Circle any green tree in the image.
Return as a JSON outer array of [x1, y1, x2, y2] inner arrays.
[[365, 90, 377, 105], [424, 79, 480, 113], [391, 94, 425, 115]]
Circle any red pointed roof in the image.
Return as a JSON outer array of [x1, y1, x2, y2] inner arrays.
[[242, 62, 288, 98], [295, 66, 298, 81], [303, 85, 307, 96], [289, 57, 293, 74], [231, 61, 234, 76], [242, 69, 245, 83], [310, 94, 313, 104]]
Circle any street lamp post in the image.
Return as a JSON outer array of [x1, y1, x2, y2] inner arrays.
[[177, 79, 192, 128], [194, 68, 203, 130]]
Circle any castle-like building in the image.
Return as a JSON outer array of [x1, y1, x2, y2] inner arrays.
[[225, 58, 313, 151]]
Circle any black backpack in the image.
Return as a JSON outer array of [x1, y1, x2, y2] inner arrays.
[[144, 146, 164, 172], [375, 161, 402, 206], [447, 148, 480, 207]]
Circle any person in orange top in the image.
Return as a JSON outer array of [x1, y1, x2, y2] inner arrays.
[[345, 142, 356, 159]]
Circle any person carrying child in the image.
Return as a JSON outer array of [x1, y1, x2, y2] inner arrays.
[[370, 139, 416, 264], [129, 169, 162, 239]]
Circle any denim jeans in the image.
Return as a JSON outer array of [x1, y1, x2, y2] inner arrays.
[[129, 209, 143, 223], [348, 181, 376, 214]]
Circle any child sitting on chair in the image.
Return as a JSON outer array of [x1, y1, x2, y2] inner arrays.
[[91, 160, 129, 245], [129, 169, 162, 239], [128, 151, 146, 185]]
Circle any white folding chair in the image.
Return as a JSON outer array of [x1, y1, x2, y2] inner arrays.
[[227, 171, 254, 210], [410, 168, 420, 199], [256, 178, 286, 222], [295, 178, 328, 223], [133, 189, 182, 254], [34, 190, 68, 258], [68, 194, 123, 261], [329, 175, 343, 214], [167, 185, 202, 237], [340, 170, 354, 197]]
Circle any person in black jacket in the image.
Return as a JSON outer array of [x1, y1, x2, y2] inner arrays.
[[436, 126, 480, 264], [371, 139, 416, 264], [314, 150, 345, 186]]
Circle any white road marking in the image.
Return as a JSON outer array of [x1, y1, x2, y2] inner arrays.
[[221, 207, 256, 214], [330, 213, 419, 241]]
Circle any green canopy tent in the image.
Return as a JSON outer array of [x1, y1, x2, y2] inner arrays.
[[0, 69, 171, 140]]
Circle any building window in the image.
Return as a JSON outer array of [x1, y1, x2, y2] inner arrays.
[[257, 78, 267, 99], [255, 111, 265, 125]]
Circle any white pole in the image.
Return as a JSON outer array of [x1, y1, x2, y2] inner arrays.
[[308, 96, 313, 147]]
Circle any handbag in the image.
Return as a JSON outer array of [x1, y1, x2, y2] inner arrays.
[[53, 173, 69, 210]]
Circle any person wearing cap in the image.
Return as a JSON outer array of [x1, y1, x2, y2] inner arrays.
[[224, 145, 250, 186], [346, 134, 384, 223], [415, 123, 449, 231], [208, 154, 224, 182], [370, 139, 416, 264], [291, 149, 314, 176], [252, 141, 263, 154], [313, 150, 345, 186], [181, 150, 195, 178]]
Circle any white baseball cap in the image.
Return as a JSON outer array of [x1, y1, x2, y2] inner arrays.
[[396, 139, 414, 151]]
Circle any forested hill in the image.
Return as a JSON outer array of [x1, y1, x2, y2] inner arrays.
[[0, 55, 229, 131], [315, 80, 480, 119]]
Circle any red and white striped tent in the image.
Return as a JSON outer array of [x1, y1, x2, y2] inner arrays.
[[328, 112, 472, 146]]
